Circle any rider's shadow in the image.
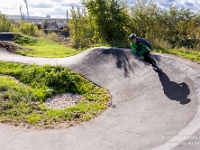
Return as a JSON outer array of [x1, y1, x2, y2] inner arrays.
[[102, 48, 135, 77], [158, 71, 191, 105]]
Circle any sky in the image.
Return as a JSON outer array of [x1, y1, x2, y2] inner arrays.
[[0, 0, 200, 18]]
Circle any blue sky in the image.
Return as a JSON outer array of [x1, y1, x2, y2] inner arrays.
[[0, 0, 199, 18]]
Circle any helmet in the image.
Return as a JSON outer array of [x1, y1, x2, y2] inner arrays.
[[129, 33, 137, 40]]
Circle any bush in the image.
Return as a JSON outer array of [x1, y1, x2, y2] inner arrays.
[[35, 29, 47, 38], [69, 7, 94, 49], [148, 38, 172, 50], [0, 61, 110, 128], [18, 21, 38, 36], [0, 12, 13, 32], [13, 34, 38, 46]]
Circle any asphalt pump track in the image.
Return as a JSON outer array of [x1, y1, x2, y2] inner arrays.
[[0, 47, 200, 150]]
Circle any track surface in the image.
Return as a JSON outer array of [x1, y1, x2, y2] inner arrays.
[[0, 47, 200, 150]]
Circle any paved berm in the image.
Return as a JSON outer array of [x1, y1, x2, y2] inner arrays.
[[0, 47, 200, 150]]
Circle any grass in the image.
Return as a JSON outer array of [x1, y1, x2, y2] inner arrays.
[[0, 61, 110, 129], [13, 34, 83, 58], [11, 33, 200, 63], [154, 48, 200, 63]]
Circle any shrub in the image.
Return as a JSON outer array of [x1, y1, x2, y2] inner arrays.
[[13, 34, 38, 46], [18, 21, 38, 36], [0, 12, 13, 32]]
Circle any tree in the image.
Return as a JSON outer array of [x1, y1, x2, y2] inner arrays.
[[0, 12, 13, 32], [69, 6, 94, 49], [129, 0, 161, 38], [163, 5, 200, 48], [129, 0, 200, 49], [83, 0, 130, 45]]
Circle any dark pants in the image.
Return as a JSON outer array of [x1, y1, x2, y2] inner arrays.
[[142, 51, 157, 68]]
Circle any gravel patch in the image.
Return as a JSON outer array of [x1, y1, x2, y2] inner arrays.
[[45, 93, 82, 109]]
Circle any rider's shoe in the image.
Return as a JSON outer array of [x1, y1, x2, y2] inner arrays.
[[152, 67, 158, 71], [152, 66, 162, 72]]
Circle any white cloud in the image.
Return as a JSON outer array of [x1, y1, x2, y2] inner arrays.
[[153, 0, 200, 11], [30, 3, 53, 8], [0, 0, 199, 18], [175, 0, 200, 10], [0, 0, 82, 18]]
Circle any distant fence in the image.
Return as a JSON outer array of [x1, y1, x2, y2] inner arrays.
[[0, 33, 14, 41]]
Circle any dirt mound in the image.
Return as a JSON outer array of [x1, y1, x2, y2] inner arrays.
[[0, 41, 32, 53]]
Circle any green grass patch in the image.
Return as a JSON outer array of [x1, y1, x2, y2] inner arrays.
[[13, 34, 83, 58], [18, 45, 81, 58], [154, 48, 200, 63], [0, 61, 110, 128]]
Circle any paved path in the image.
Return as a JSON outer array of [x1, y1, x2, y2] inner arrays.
[[0, 47, 200, 150]]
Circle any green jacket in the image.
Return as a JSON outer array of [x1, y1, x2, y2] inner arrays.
[[130, 37, 153, 58]]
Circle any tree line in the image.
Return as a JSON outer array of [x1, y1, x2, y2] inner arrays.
[[70, 0, 200, 50], [1, 0, 200, 50]]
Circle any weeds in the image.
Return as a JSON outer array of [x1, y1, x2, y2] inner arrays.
[[13, 34, 83, 58], [154, 47, 200, 63], [0, 61, 110, 128]]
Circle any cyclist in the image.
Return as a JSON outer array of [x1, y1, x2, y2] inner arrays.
[[129, 33, 161, 71]]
